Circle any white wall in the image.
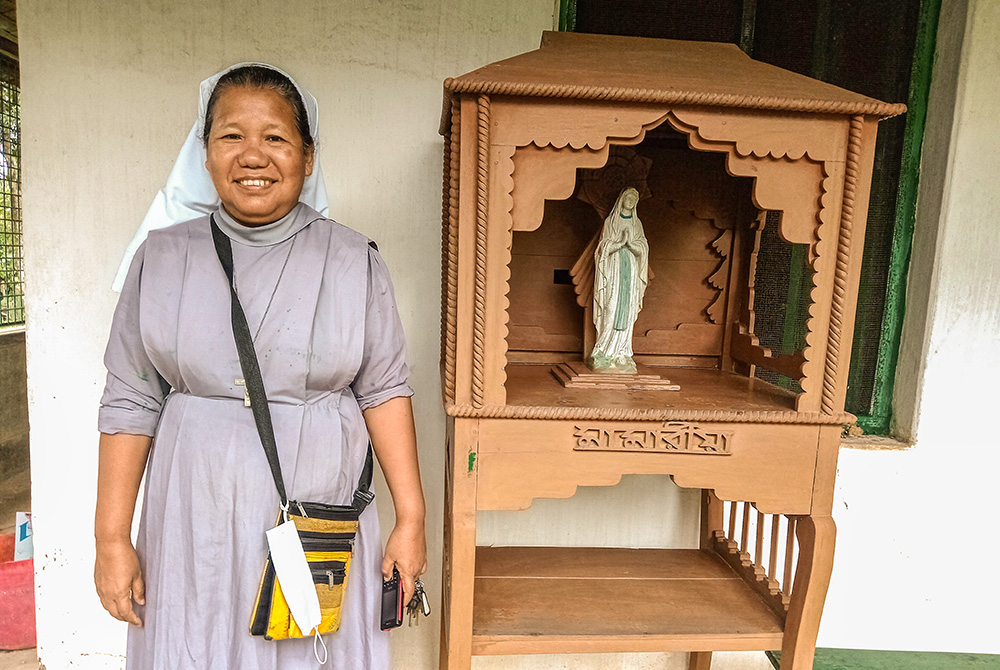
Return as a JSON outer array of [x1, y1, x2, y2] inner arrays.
[[18, 2, 554, 668], [819, 0, 1000, 654]]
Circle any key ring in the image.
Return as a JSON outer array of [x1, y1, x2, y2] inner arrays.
[[406, 579, 432, 626]]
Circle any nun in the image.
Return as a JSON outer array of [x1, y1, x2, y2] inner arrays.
[[94, 63, 426, 669]]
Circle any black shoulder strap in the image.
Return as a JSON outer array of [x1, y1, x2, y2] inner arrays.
[[210, 215, 373, 512]]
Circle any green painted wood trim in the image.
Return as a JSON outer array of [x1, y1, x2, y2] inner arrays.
[[856, 0, 941, 435], [558, 0, 577, 32], [770, 647, 1000, 669], [856, 411, 890, 435]]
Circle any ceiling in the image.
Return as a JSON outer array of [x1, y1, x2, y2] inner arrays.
[[0, 0, 15, 45]]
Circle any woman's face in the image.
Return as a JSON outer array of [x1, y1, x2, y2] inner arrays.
[[622, 189, 639, 211], [205, 86, 314, 226]]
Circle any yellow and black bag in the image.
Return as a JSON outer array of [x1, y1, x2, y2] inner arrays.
[[211, 216, 376, 641], [248, 462, 374, 639]]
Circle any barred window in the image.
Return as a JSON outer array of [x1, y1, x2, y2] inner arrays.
[[0, 54, 21, 327]]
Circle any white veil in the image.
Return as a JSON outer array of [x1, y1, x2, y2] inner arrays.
[[111, 62, 330, 291]]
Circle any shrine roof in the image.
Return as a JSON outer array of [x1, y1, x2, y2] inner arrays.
[[442, 31, 905, 125]]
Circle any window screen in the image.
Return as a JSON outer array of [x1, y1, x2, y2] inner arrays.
[[0, 53, 21, 328]]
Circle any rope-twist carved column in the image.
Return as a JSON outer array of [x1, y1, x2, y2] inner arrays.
[[441, 99, 460, 402], [471, 95, 491, 408], [439, 105, 451, 387], [821, 115, 864, 414]]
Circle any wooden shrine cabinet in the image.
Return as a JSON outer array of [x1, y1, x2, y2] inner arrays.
[[438, 32, 903, 670]]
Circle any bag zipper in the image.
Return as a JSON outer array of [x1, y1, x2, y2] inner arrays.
[[300, 537, 354, 552], [298, 530, 356, 541], [294, 501, 362, 521], [310, 563, 347, 588]]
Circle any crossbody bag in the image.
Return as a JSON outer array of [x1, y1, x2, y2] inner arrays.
[[209, 216, 375, 642]]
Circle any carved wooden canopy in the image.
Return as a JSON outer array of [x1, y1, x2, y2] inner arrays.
[[440, 31, 905, 135], [440, 32, 900, 421]]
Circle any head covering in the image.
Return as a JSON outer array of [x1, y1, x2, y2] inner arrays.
[[112, 62, 330, 291]]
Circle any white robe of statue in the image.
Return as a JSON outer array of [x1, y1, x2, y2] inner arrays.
[[590, 187, 649, 373]]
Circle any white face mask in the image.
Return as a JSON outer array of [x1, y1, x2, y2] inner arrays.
[[266, 519, 322, 636]]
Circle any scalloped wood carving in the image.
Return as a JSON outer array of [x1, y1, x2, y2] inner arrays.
[[498, 102, 834, 248], [481, 142, 517, 406], [511, 145, 612, 232], [508, 120, 671, 233], [797, 164, 843, 412], [707, 227, 732, 323], [476, 450, 815, 515], [491, 99, 672, 150], [671, 108, 848, 162], [666, 112, 827, 246]]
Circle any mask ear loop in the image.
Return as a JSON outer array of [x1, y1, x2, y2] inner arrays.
[[313, 628, 328, 665]]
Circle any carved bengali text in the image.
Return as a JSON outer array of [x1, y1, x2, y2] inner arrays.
[[572, 422, 733, 455]]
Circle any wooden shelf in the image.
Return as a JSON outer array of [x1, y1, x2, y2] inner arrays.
[[472, 546, 785, 655], [505, 364, 798, 413]]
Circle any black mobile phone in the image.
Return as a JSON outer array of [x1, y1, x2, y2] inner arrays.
[[380, 567, 404, 630]]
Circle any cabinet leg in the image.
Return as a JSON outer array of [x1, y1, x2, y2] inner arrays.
[[700, 489, 724, 550], [690, 479, 716, 670], [780, 515, 836, 670], [440, 420, 478, 670], [688, 651, 712, 670]]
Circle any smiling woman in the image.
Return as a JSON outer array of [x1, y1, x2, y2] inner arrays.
[[94, 64, 427, 670], [203, 70, 315, 226]]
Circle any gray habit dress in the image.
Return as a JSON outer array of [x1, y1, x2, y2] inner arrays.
[[99, 203, 411, 669]]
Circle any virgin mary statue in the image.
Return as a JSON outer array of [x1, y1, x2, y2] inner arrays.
[[590, 187, 649, 373]]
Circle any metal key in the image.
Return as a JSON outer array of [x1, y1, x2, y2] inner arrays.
[[406, 579, 430, 626], [406, 586, 421, 627]]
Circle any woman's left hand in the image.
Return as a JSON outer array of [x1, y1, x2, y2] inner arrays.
[[382, 518, 427, 606]]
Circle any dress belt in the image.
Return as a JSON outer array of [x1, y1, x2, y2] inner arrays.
[[168, 388, 348, 408]]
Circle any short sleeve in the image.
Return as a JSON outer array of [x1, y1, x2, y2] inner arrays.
[[98, 242, 171, 436], [351, 244, 414, 411]]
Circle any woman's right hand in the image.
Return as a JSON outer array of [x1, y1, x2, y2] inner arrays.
[[94, 539, 145, 626], [94, 432, 152, 627]]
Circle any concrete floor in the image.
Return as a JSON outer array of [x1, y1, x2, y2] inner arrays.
[[0, 650, 37, 670]]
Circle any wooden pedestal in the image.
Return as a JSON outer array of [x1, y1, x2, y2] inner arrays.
[[552, 360, 680, 390]]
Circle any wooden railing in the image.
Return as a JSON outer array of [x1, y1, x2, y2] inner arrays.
[[712, 497, 799, 619]]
